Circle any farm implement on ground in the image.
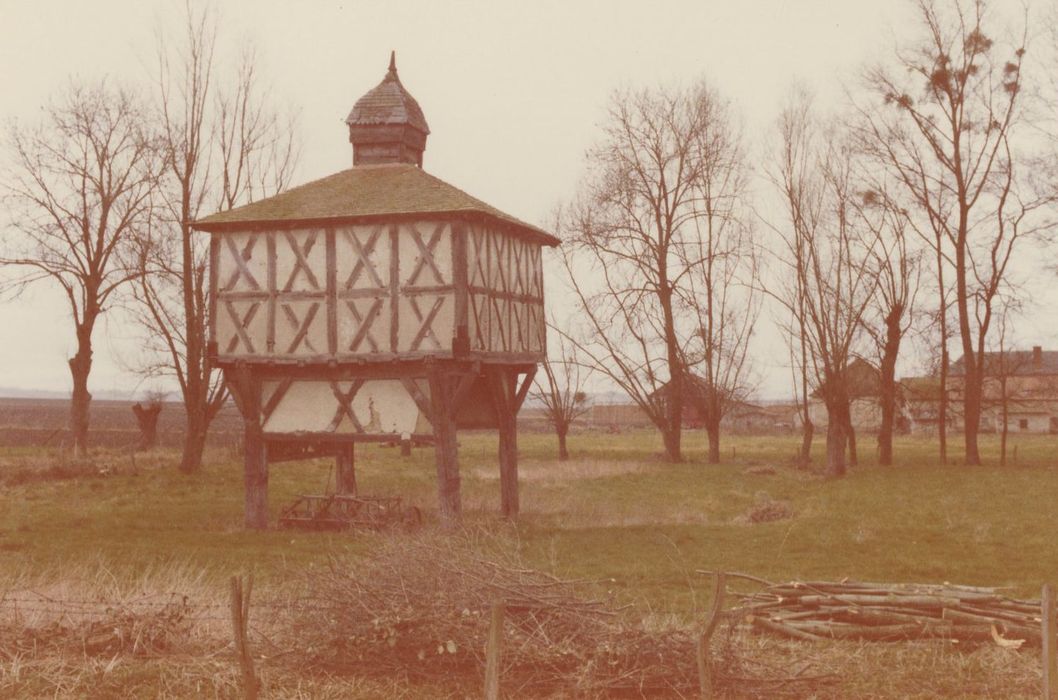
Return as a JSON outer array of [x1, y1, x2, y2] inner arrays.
[[278, 494, 422, 532]]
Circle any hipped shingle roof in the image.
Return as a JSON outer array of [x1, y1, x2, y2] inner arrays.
[[191, 163, 558, 246]]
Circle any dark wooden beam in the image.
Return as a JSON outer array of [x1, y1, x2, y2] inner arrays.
[[428, 371, 461, 524], [336, 443, 357, 495], [214, 355, 540, 374], [486, 367, 519, 519], [513, 366, 537, 413], [242, 373, 268, 530]]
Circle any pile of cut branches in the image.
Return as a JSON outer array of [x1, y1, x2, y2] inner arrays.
[[285, 534, 832, 697], [0, 595, 195, 658], [726, 574, 1041, 647]]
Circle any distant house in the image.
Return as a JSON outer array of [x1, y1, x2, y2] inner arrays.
[[900, 375, 947, 436], [900, 346, 1058, 435], [587, 402, 652, 429], [952, 346, 1058, 434], [806, 358, 908, 433], [648, 373, 764, 430]]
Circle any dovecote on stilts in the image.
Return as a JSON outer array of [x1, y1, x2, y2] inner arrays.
[[192, 53, 558, 528]]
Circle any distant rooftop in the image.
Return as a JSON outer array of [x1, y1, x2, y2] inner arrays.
[[950, 347, 1058, 376]]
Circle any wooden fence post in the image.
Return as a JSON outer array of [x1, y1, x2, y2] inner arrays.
[[485, 602, 505, 700], [1044, 583, 1057, 700], [697, 571, 726, 700], [231, 574, 259, 700]]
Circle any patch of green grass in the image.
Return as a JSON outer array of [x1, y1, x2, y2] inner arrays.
[[1, 430, 1056, 615]]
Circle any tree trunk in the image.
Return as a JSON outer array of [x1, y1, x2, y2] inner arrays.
[[705, 419, 721, 464], [556, 424, 569, 461], [999, 398, 1008, 468], [878, 397, 894, 466], [963, 364, 983, 466], [799, 418, 814, 466], [825, 412, 847, 478], [846, 418, 858, 467], [68, 321, 95, 458], [838, 401, 857, 467], [180, 404, 208, 473], [661, 423, 683, 463], [660, 279, 683, 463], [938, 346, 949, 465], [953, 206, 982, 467], [878, 306, 902, 466], [132, 403, 163, 451]]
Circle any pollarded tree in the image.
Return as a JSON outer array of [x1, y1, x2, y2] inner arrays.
[[767, 92, 883, 477], [558, 80, 751, 463], [857, 190, 920, 466], [2, 81, 157, 456], [858, 0, 1052, 465], [532, 323, 591, 460]]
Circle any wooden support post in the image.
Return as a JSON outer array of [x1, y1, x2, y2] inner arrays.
[[1044, 583, 1057, 700], [336, 442, 357, 495], [239, 371, 269, 531], [697, 571, 726, 699], [400, 431, 412, 457], [497, 373, 518, 519], [230, 574, 259, 700], [428, 372, 461, 524], [484, 602, 505, 700], [488, 367, 525, 519]]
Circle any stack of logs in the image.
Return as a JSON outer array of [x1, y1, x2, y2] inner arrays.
[[728, 576, 1042, 646]]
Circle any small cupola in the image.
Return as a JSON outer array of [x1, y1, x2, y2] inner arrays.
[[345, 52, 430, 167]]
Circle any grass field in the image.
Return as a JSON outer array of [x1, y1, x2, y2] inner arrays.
[[1, 428, 1056, 697]]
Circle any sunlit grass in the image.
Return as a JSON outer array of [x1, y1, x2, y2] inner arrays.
[[0, 429, 1056, 613]]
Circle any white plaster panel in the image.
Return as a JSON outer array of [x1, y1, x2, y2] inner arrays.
[[261, 379, 428, 435], [398, 294, 453, 352], [469, 293, 490, 351], [488, 234, 509, 293], [273, 298, 327, 356], [467, 225, 489, 287], [400, 221, 452, 286], [217, 231, 268, 292], [335, 224, 390, 292], [217, 298, 268, 355], [262, 381, 336, 432], [275, 229, 327, 293], [337, 295, 390, 354]]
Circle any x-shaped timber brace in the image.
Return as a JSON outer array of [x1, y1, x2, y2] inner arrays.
[[223, 362, 537, 529]]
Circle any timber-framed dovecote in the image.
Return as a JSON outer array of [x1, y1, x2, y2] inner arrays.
[[192, 53, 558, 528]]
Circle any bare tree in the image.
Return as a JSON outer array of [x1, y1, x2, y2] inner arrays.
[[858, 191, 920, 466], [557, 80, 749, 462], [132, 389, 167, 451], [767, 93, 882, 477], [131, 5, 299, 473], [680, 106, 759, 464], [858, 0, 1052, 465], [988, 309, 1017, 466], [532, 324, 590, 460], [1, 81, 157, 456]]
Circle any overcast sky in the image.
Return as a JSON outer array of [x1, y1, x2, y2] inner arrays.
[[1, 0, 1053, 399]]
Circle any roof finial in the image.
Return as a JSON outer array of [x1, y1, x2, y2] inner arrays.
[[388, 50, 397, 77]]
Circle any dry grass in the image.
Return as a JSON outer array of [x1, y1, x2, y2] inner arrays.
[[0, 549, 1046, 698], [470, 457, 655, 482]]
